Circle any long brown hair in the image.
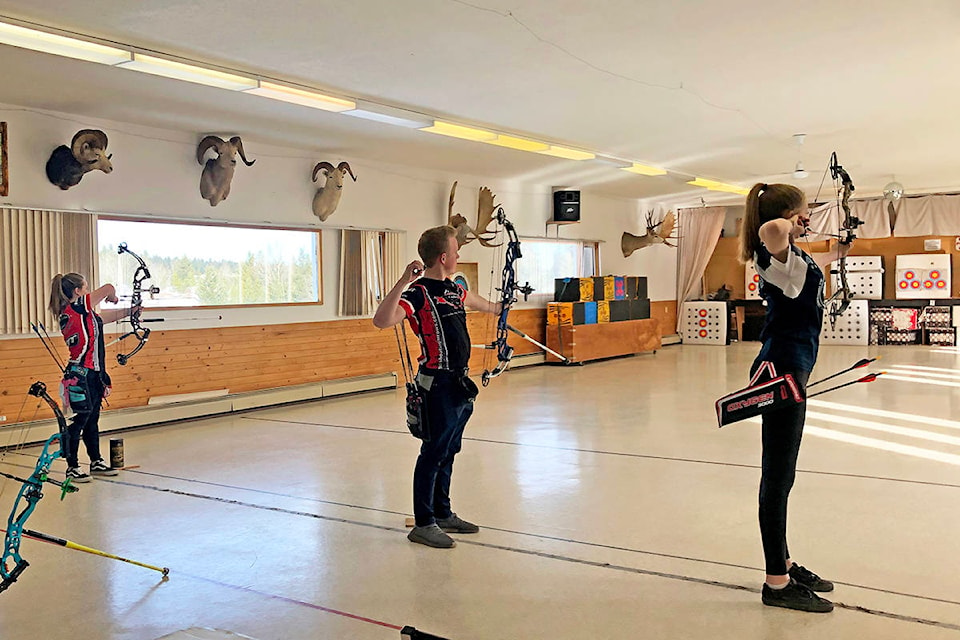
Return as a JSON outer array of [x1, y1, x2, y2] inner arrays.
[[48, 273, 85, 318], [738, 183, 805, 263]]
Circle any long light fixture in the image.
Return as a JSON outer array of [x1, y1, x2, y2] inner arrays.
[[485, 134, 549, 152], [687, 177, 749, 196], [421, 121, 497, 142], [622, 163, 668, 176], [536, 145, 595, 161], [343, 101, 432, 128], [117, 53, 257, 91], [245, 81, 355, 112], [0, 20, 131, 65]]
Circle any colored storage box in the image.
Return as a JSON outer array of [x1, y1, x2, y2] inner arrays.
[[629, 298, 651, 320], [547, 302, 591, 326], [625, 276, 648, 300], [579, 277, 595, 302], [596, 300, 611, 323], [554, 278, 581, 302], [614, 277, 626, 300], [609, 299, 631, 322], [592, 276, 615, 301], [581, 301, 598, 324]]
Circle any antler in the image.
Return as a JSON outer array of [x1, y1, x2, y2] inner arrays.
[[474, 187, 502, 247]]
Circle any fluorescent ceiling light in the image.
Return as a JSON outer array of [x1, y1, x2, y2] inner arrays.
[[342, 102, 431, 128], [536, 145, 595, 161], [118, 53, 257, 91], [593, 155, 632, 168], [421, 121, 497, 142], [245, 81, 355, 112], [485, 134, 549, 152], [688, 177, 749, 195], [0, 20, 131, 65], [622, 163, 668, 176]]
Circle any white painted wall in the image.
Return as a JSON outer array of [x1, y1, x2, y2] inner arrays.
[[0, 103, 677, 332]]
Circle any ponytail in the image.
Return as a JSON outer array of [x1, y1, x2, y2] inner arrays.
[[48, 273, 85, 318], [738, 183, 805, 264]]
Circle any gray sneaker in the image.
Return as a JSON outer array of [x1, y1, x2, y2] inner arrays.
[[407, 524, 456, 548], [436, 512, 479, 534]]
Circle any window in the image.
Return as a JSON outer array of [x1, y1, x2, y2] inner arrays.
[[97, 218, 321, 308], [517, 238, 600, 297]]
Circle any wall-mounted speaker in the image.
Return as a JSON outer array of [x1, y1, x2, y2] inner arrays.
[[553, 190, 580, 222]]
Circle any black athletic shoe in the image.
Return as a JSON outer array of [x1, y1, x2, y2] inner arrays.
[[789, 563, 834, 592], [762, 580, 834, 613]]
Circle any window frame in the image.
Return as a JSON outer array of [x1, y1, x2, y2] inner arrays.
[[517, 236, 602, 300], [97, 215, 323, 310]]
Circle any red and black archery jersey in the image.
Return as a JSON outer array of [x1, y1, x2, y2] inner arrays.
[[59, 293, 107, 372], [399, 278, 471, 372]]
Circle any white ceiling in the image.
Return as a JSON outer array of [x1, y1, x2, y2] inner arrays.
[[1, 0, 959, 204]]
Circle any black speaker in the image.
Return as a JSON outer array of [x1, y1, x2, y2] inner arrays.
[[553, 190, 580, 222]]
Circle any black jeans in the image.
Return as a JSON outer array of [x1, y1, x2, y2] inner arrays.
[[413, 370, 475, 527], [753, 365, 810, 575], [66, 370, 105, 468]]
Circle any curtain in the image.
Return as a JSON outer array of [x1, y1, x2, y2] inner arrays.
[[339, 229, 406, 316], [894, 194, 960, 236], [807, 199, 894, 239], [675, 207, 726, 332], [1, 208, 98, 334]]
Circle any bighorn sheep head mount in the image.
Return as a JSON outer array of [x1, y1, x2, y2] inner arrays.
[[197, 135, 255, 206], [621, 210, 678, 257], [45, 129, 113, 190], [311, 161, 356, 221], [447, 181, 502, 248]]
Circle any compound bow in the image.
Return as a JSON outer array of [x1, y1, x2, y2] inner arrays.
[[0, 382, 78, 593], [480, 208, 533, 386], [824, 152, 861, 328], [111, 243, 160, 365]]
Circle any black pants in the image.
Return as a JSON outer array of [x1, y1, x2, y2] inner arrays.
[[66, 370, 105, 468], [412, 370, 475, 527], [753, 365, 810, 575]]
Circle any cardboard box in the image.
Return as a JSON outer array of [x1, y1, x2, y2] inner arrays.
[[581, 301, 598, 324], [625, 276, 648, 300], [609, 299, 631, 322], [629, 298, 651, 320], [593, 276, 615, 301], [579, 277, 595, 302], [554, 278, 581, 302], [548, 302, 591, 326]]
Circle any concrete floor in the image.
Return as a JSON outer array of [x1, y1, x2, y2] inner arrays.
[[1, 342, 959, 639]]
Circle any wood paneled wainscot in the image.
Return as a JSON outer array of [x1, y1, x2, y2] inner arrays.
[[544, 318, 661, 364]]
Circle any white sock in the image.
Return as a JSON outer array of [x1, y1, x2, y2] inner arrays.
[[766, 580, 790, 590]]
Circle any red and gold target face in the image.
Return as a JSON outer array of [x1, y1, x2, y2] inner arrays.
[[699, 329, 708, 337], [930, 270, 940, 279], [698, 309, 708, 317], [699, 319, 708, 327], [911, 281, 921, 289], [904, 271, 915, 280], [924, 280, 934, 289], [937, 280, 947, 289], [899, 281, 908, 289]]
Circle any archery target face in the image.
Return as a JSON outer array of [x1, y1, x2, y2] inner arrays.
[[895, 255, 951, 299], [681, 302, 727, 344], [745, 263, 761, 300]]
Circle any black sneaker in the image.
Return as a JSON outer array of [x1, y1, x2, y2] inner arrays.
[[436, 512, 479, 534], [762, 580, 834, 613], [407, 524, 456, 548], [65, 466, 92, 483], [789, 562, 834, 592], [90, 458, 119, 476]]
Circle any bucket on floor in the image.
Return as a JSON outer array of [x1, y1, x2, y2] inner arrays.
[[109, 438, 124, 469]]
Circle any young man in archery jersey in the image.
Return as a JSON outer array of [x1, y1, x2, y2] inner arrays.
[[48, 273, 134, 482], [738, 183, 853, 613], [373, 225, 502, 548]]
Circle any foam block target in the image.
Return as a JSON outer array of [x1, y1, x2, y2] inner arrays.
[[681, 301, 727, 345], [821, 299, 868, 345], [895, 254, 951, 299], [745, 263, 761, 300]]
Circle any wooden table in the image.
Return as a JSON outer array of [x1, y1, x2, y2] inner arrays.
[[545, 318, 661, 363]]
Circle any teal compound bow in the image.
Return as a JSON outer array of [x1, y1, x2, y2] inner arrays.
[[0, 382, 78, 593]]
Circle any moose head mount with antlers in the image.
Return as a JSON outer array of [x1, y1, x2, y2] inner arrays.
[[447, 181, 503, 248], [311, 161, 357, 221], [197, 135, 255, 206], [621, 211, 678, 257]]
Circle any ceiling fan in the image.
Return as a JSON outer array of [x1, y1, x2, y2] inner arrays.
[[753, 133, 810, 182]]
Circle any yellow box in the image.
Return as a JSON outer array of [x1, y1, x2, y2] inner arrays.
[[578, 278, 594, 302], [596, 300, 610, 323], [547, 302, 574, 326]]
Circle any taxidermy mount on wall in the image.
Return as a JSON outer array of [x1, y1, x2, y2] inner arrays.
[[197, 135, 255, 206], [311, 161, 356, 221], [45, 129, 113, 190], [447, 181, 501, 247], [621, 210, 678, 257]]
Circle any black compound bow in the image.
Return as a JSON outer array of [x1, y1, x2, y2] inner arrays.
[[479, 208, 533, 386], [111, 243, 160, 365], [824, 152, 861, 328]]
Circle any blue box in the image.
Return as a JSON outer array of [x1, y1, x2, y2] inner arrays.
[[581, 301, 598, 324]]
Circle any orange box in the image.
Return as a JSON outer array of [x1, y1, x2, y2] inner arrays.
[[578, 278, 594, 302]]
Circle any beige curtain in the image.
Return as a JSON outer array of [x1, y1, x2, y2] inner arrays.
[[675, 207, 726, 332], [1, 208, 98, 334], [894, 194, 960, 236], [807, 199, 895, 239], [339, 229, 405, 316]]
